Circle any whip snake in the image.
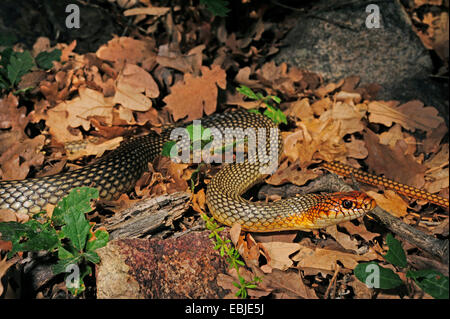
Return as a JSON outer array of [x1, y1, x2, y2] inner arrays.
[[6, 109, 437, 232]]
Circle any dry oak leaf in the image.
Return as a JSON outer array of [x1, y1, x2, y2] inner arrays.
[[261, 242, 301, 271], [0, 94, 28, 132], [325, 225, 359, 252], [156, 44, 205, 75], [378, 124, 417, 156], [339, 221, 380, 242], [0, 134, 45, 180], [423, 122, 448, 154], [0, 256, 15, 296], [66, 137, 123, 161], [292, 245, 378, 271], [345, 136, 368, 160], [163, 65, 226, 121], [252, 267, 318, 299], [96, 36, 156, 70], [284, 98, 314, 122], [368, 100, 443, 132], [123, 6, 170, 16], [364, 129, 426, 188], [113, 64, 159, 111], [319, 102, 366, 136], [42, 88, 115, 143], [366, 190, 409, 218]]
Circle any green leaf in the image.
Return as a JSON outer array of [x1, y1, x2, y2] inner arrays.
[[407, 269, 449, 299], [161, 140, 177, 157], [61, 209, 91, 252], [83, 250, 100, 264], [0, 47, 14, 69], [52, 187, 99, 227], [263, 105, 287, 125], [86, 229, 109, 252], [237, 85, 258, 100], [7, 51, 34, 87], [35, 49, 61, 70], [52, 255, 82, 275], [383, 233, 407, 268], [199, 0, 230, 17], [0, 220, 58, 257], [354, 262, 404, 289], [58, 245, 76, 260]]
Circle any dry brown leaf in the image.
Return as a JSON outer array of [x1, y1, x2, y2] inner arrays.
[[345, 136, 368, 159], [284, 98, 314, 122], [325, 225, 359, 252], [96, 36, 156, 69], [163, 65, 226, 121], [225, 91, 262, 109], [113, 64, 159, 111], [423, 122, 448, 154], [310, 97, 332, 116], [424, 167, 449, 194], [253, 267, 318, 299], [0, 135, 45, 180], [156, 44, 204, 75], [261, 242, 301, 271], [66, 137, 123, 160], [0, 256, 15, 296], [123, 6, 170, 16], [0, 94, 28, 132], [42, 88, 115, 143], [266, 159, 318, 186], [366, 190, 409, 217], [293, 245, 379, 271], [320, 102, 365, 136], [348, 278, 374, 299], [368, 100, 444, 132], [339, 221, 380, 242], [234, 67, 262, 88], [378, 124, 417, 155], [191, 189, 206, 214], [364, 129, 426, 188]]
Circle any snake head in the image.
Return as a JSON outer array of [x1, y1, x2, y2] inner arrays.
[[311, 191, 376, 228]]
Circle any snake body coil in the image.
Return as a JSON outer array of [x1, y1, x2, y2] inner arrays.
[[0, 110, 375, 231]]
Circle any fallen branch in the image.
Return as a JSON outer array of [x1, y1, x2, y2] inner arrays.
[[101, 192, 191, 239]]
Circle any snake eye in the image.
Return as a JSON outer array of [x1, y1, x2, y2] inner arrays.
[[342, 200, 353, 209]]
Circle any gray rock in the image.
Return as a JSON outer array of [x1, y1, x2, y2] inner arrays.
[[274, 0, 448, 119]]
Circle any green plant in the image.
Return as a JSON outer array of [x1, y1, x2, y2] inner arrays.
[[0, 35, 61, 93], [200, 213, 261, 298], [0, 187, 108, 296], [354, 233, 448, 299], [237, 85, 287, 125]]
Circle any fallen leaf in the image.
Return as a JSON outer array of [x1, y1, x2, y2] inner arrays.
[[66, 137, 123, 160], [123, 6, 170, 16], [0, 256, 15, 296], [292, 245, 379, 271], [366, 190, 409, 217], [364, 129, 426, 188], [113, 64, 159, 111], [96, 36, 156, 69], [163, 65, 227, 121], [325, 225, 359, 252], [261, 242, 301, 271], [368, 100, 444, 132]]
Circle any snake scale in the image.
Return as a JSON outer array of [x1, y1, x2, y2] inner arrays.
[[1, 110, 378, 231]]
